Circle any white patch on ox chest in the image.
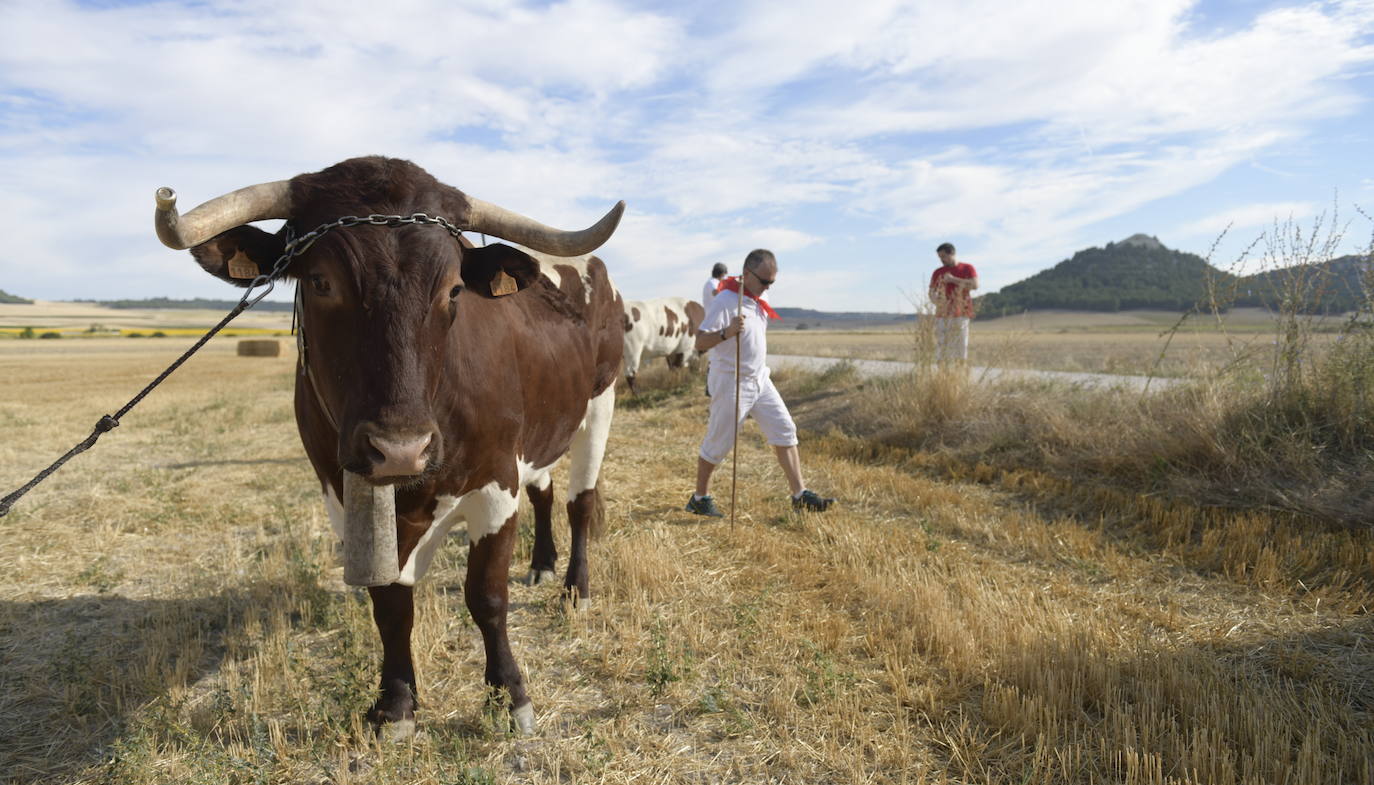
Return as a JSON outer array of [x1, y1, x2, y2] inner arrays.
[[322, 458, 565, 586], [395, 457, 558, 586], [324, 480, 516, 586], [396, 494, 462, 586]]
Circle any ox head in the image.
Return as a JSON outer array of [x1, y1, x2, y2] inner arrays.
[[154, 157, 623, 485]]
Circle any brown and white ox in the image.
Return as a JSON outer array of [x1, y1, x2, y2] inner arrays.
[[152, 156, 625, 736], [621, 296, 705, 394]]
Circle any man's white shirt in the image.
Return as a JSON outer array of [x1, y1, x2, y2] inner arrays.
[[700, 289, 771, 379], [702, 278, 720, 305]]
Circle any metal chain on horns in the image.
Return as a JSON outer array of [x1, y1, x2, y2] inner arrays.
[[0, 212, 467, 519]]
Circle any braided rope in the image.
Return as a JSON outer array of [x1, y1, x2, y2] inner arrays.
[[0, 302, 248, 518]]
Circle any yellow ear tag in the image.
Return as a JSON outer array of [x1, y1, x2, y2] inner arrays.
[[490, 270, 519, 297], [226, 251, 258, 280]]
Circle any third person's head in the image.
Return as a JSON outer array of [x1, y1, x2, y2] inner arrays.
[[742, 249, 777, 298]]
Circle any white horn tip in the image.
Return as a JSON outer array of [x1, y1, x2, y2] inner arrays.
[[155, 187, 177, 210]]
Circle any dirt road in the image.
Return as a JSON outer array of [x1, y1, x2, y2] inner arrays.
[[768, 353, 1182, 391]]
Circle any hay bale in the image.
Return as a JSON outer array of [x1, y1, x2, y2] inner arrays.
[[237, 339, 282, 357]]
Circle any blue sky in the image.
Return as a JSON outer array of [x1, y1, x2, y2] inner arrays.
[[2, 0, 1372, 312]]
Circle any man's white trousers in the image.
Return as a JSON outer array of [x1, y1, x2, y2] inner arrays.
[[699, 367, 798, 465], [935, 317, 970, 363]]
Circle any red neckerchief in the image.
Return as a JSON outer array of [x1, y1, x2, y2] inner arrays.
[[716, 276, 781, 320]]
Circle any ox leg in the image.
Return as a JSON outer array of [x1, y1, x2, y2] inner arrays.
[[564, 385, 615, 605], [365, 584, 418, 738], [565, 488, 604, 602], [666, 352, 684, 369], [625, 348, 640, 396], [466, 511, 534, 734], [525, 476, 558, 585]]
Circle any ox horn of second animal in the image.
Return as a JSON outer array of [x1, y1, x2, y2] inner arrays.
[[461, 194, 625, 257], [154, 180, 293, 249], [341, 471, 401, 587]]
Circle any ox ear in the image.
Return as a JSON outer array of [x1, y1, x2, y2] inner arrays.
[[460, 243, 542, 299], [189, 225, 288, 287]]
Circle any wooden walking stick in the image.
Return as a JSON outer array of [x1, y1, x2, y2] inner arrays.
[[730, 274, 744, 530]]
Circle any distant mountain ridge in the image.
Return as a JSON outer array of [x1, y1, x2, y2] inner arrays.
[[80, 297, 295, 312], [1232, 254, 1369, 311], [773, 307, 913, 326], [975, 235, 1370, 318], [0, 288, 33, 304]]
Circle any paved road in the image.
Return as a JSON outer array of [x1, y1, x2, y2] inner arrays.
[[768, 354, 1181, 392]]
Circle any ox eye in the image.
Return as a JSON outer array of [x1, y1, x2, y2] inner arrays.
[[310, 275, 331, 296], [449, 285, 463, 300]]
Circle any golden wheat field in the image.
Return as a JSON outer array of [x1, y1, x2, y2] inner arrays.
[[0, 334, 1371, 784]]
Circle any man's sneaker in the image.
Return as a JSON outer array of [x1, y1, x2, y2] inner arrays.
[[792, 489, 835, 512], [685, 494, 724, 517]]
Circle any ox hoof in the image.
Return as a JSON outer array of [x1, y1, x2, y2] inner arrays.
[[377, 717, 417, 743], [366, 682, 417, 741], [511, 702, 536, 735], [525, 569, 558, 586]]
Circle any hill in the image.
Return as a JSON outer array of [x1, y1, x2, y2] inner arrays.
[[1231, 253, 1369, 312], [974, 234, 1217, 317], [975, 234, 1370, 318], [0, 288, 33, 304], [772, 307, 914, 329]]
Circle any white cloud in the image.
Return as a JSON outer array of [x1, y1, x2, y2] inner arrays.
[[770, 0, 1374, 145], [1, 0, 1373, 309], [1177, 201, 1320, 237]]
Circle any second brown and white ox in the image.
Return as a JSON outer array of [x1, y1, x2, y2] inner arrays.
[[621, 296, 705, 394], [153, 156, 624, 736]]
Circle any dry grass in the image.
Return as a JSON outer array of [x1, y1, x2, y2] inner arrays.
[[806, 359, 1374, 525], [1, 343, 1371, 784], [0, 343, 1368, 785]]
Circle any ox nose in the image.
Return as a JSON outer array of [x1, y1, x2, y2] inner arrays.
[[366, 432, 434, 478]]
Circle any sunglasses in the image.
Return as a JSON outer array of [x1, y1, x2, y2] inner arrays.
[[748, 269, 775, 287]]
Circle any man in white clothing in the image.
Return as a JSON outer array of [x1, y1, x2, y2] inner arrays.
[[702, 262, 727, 305], [685, 249, 835, 517]]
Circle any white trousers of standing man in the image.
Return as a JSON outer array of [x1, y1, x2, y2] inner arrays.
[[934, 317, 970, 363], [699, 367, 798, 465]]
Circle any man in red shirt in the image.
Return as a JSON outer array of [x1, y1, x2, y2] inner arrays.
[[928, 242, 978, 364]]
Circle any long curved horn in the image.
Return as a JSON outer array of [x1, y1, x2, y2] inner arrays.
[[461, 195, 625, 257], [154, 180, 292, 250]]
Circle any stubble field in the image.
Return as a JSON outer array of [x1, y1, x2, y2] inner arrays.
[[0, 322, 1370, 784], [769, 308, 1345, 378]]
